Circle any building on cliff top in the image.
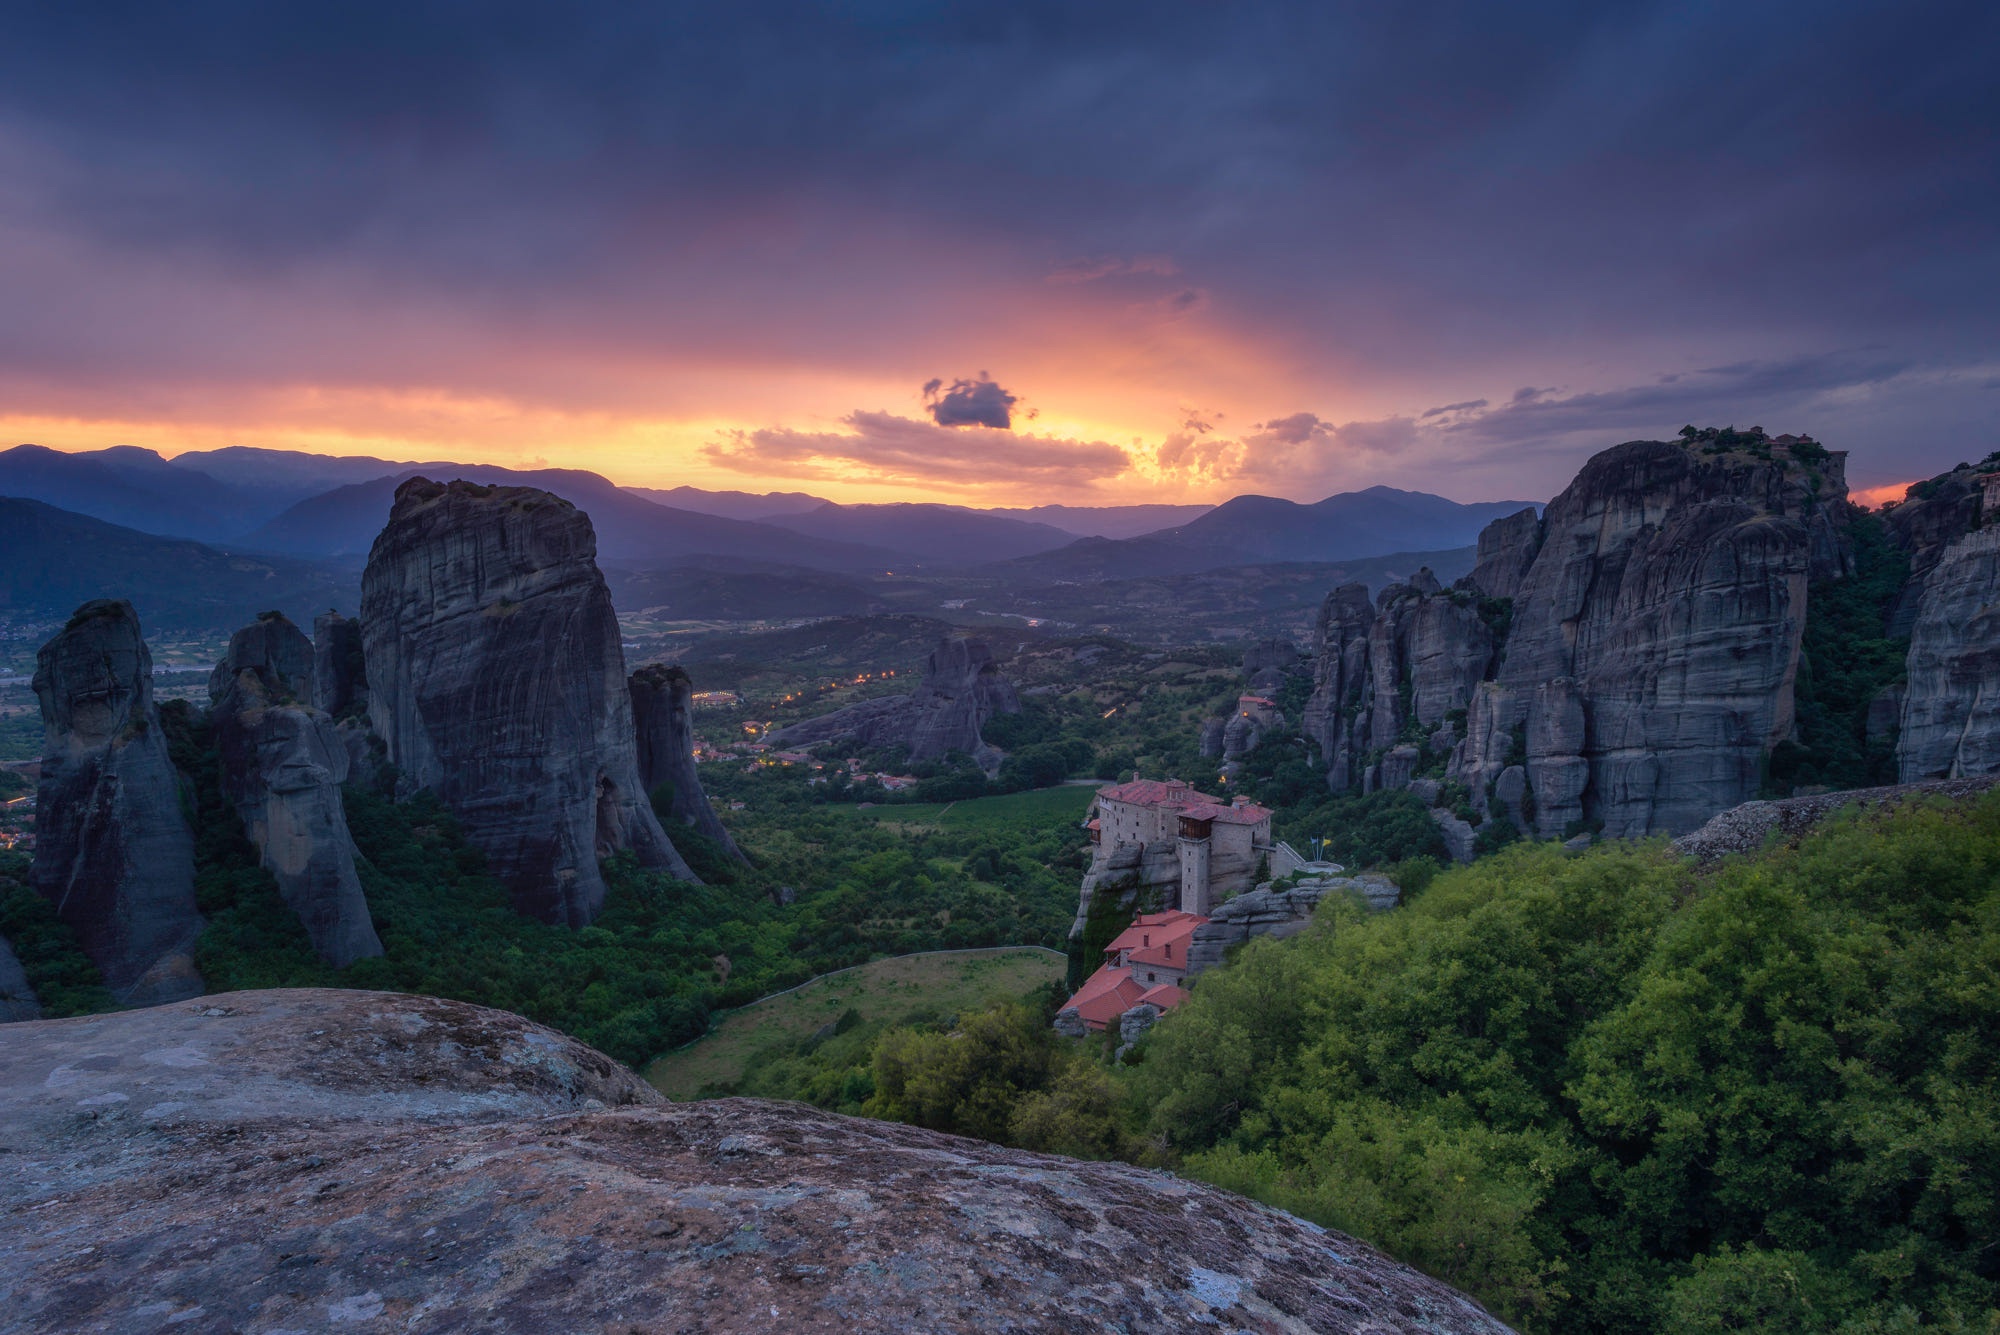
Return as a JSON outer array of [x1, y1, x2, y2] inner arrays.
[[1085, 775, 1277, 915], [1061, 909, 1203, 1031]]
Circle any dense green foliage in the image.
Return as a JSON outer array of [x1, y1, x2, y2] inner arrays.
[[1767, 512, 1910, 795], [0, 850, 116, 1015], [156, 692, 1086, 1066], [1130, 793, 2000, 1332]]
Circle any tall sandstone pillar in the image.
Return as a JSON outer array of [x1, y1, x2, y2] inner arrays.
[[360, 479, 694, 926], [30, 600, 203, 1003]]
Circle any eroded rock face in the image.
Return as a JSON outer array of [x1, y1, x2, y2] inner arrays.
[[1458, 439, 1835, 837], [1301, 582, 1384, 792], [1898, 525, 2000, 781], [361, 479, 692, 925], [768, 637, 1021, 772], [29, 600, 202, 1004], [312, 610, 367, 717], [211, 613, 382, 966], [630, 662, 745, 862], [0, 989, 1511, 1334], [1467, 506, 1544, 600]]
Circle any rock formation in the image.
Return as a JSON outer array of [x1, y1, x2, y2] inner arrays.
[[312, 609, 367, 717], [361, 478, 693, 926], [1, 989, 1511, 1334], [630, 662, 746, 862], [210, 612, 383, 966], [1307, 433, 1852, 843], [1466, 506, 1543, 600], [1897, 525, 2000, 780], [767, 636, 1021, 772], [29, 600, 202, 1004], [1183, 873, 1400, 974], [1879, 455, 1998, 633], [1673, 774, 2000, 863], [0, 935, 40, 1021]]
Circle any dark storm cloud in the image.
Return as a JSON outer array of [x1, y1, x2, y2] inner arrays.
[[0, 0, 1994, 484], [1441, 354, 1918, 447], [925, 376, 1017, 430]]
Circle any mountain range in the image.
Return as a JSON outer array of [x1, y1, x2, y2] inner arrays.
[[0, 443, 1538, 578]]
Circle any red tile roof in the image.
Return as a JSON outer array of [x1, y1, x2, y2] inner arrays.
[[1136, 983, 1189, 1011], [1176, 800, 1273, 826], [1105, 910, 1205, 956], [1062, 965, 1148, 1030], [1096, 779, 1222, 809]]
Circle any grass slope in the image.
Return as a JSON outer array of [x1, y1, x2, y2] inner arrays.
[[644, 945, 1065, 1100]]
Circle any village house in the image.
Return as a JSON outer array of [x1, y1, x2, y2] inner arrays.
[[1084, 775, 1277, 915], [1060, 909, 1204, 1031]]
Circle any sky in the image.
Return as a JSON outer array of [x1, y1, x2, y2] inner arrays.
[[0, 1, 1995, 507]]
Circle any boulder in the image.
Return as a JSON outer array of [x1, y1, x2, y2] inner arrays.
[[211, 613, 382, 967], [1198, 716, 1226, 758], [1431, 810, 1476, 864], [1898, 526, 2000, 781], [1, 989, 1513, 1334], [1116, 1001, 1162, 1057], [361, 478, 693, 926], [1378, 744, 1421, 792], [29, 600, 202, 1004], [630, 663, 746, 862]]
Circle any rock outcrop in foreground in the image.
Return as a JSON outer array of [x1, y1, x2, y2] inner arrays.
[[210, 612, 383, 966], [28, 600, 202, 1004], [361, 479, 693, 925], [630, 662, 745, 862], [0, 989, 1512, 1334], [768, 636, 1022, 772]]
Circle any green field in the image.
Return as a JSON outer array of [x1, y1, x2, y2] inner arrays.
[[643, 946, 1066, 1100], [827, 782, 1100, 832]]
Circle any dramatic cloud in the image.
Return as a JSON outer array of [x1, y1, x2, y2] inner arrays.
[[0, 1, 1993, 498], [704, 410, 1127, 491], [923, 375, 1018, 430]]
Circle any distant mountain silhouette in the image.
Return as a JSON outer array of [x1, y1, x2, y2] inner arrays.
[[979, 502, 1214, 539], [0, 497, 356, 631], [761, 502, 1078, 564], [236, 465, 908, 572], [625, 485, 828, 521], [0, 444, 263, 541], [1002, 487, 1540, 579]]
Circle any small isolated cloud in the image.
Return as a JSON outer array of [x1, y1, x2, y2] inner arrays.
[[1511, 386, 1558, 405], [704, 409, 1128, 489], [1047, 254, 1180, 284], [924, 374, 1017, 429], [1421, 398, 1489, 419], [1256, 411, 1327, 445]]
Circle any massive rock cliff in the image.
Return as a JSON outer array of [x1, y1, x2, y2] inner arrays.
[[1307, 432, 1853, 841], [630, 662, 745, 862], [1, 989, 1512, 1334], [210, 613, 383, 966], [767, 636, 1021, 772], [361, 479, 693, 926], [1898, 524, 2000, 780], [28, 600, 202, 1004]]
